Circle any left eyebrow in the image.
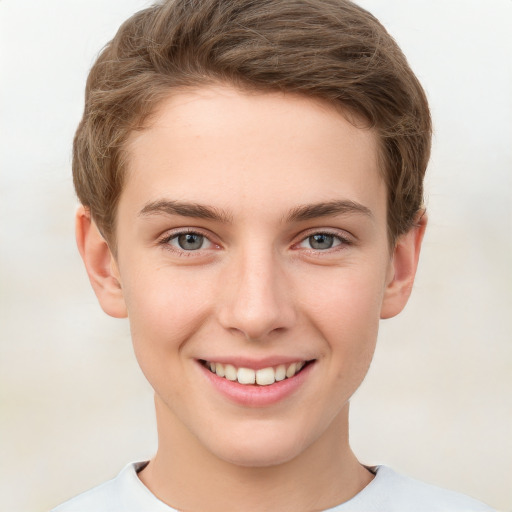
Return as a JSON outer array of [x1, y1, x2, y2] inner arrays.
[[285, 200, 373, 223], [139, 199, 233, 223]]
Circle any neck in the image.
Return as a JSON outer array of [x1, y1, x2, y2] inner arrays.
[[138, 396, 372, 512]]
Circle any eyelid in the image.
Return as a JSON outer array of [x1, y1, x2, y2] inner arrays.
[[157, 227, 221, 253], [293, 228, 354, 250]]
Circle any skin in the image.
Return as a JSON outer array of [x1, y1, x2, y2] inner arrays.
[[77, 85, 426, 511]]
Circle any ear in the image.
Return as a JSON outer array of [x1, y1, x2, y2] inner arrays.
[[75, 206, 127, 318], [380, 212, 427, 319]]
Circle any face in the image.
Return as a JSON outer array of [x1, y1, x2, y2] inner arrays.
[[112, 85, 395, 467]]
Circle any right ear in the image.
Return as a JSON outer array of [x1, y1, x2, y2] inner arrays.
[[75, 206, 127, 318]]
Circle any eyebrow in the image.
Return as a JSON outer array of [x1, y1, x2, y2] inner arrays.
[[285, 200, 373, 222], [139, 198, 372, 224], [139, 199, 233, 223]]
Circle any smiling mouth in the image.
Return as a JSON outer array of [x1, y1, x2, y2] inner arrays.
[[200, 360, 313, 386]]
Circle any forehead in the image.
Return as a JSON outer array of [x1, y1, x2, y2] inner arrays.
[[121, 85, 384, 222]]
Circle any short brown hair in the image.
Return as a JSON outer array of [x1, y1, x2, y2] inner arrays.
[[73, 0, 431, 247]]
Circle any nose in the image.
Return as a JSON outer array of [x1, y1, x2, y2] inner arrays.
[[217, 247, 296, 341]]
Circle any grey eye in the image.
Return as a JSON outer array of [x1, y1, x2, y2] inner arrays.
[[308, 233, 335, 250], [177, 233, 205, 250]]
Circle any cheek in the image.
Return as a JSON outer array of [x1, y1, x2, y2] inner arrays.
[[298, 266, 385, 372], [302, 266, 385, 331], [121, 267, 214, 359]]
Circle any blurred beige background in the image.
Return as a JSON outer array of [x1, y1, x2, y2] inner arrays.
[[1, 1, 511, 511]]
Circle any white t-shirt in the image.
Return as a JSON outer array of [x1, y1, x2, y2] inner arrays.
[[51, 461, 495, 512]]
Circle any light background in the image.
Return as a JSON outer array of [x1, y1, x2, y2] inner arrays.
[[0, 1, 511, 511]]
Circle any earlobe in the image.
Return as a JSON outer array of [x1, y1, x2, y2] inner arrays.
[[380, 212, 427, 319], [75, 206, 128, 319]]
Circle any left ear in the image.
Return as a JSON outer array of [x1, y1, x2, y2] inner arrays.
[[75, 206, 128, 319], [380, 212, 427, 319]]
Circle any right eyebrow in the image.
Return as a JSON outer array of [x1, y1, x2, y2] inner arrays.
[[285, 199, 373, 223], [139, 199, 233, 224]]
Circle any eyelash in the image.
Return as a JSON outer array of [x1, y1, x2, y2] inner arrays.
[[157, 228, 353, 256], [158, 228, 218, 256], [294, 230, 353, 253]]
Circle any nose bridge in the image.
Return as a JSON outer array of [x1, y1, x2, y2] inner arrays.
[[218, 242, 295, 340]]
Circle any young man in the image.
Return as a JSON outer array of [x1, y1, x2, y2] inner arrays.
[[52, 0, 494, 510]]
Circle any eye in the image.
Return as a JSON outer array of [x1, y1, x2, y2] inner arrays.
[[297, 232, 345, 250], [164, 231, 214, 251]]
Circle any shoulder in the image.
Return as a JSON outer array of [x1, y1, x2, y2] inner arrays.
[[330, 465, 495, 512], [51, 475, 120, 512], [50, 462, 495, 512], [50, 462, 175, 512]]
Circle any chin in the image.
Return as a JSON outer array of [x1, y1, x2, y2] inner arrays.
[[219, 446, 301, 468], [205, 426, 311, 468]]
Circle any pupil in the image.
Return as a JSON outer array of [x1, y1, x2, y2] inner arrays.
[[310, 234, 333, 249], [178, 233, 203, 250]]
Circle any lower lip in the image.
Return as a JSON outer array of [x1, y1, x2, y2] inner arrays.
[[199, 362, 314, 407]]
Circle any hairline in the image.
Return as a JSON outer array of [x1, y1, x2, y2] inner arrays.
[[103, 81, 389, 255]]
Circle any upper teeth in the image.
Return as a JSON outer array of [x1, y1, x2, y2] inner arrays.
[[206, 361, 306, 386]]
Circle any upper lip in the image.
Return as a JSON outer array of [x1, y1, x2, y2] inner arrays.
[[197, 356, 315, 370]]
